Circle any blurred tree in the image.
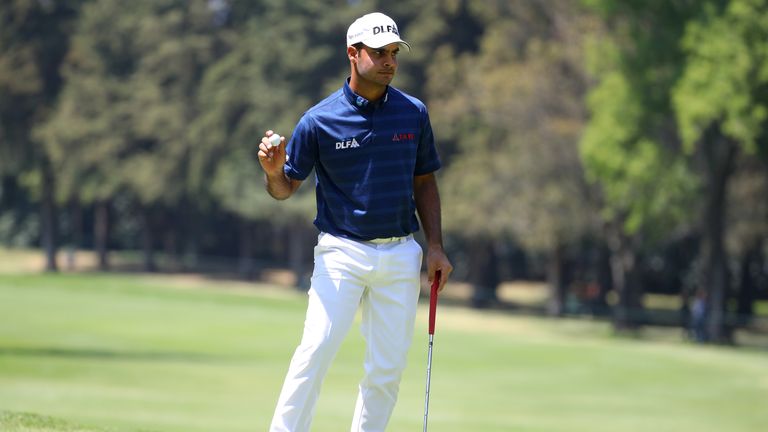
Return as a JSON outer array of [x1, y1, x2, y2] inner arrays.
[[0, 0, 83, 270], [581, 0, 701, 330], [727, 154, 768, 327], [193, 0, 358, 281], [40, 0, 218, 270], [382, 0, 484, 103], [430, 1, 597, 310], [583, 0, 768, 339], [672, 0, 768, 341], [127, 0, 218, 270]]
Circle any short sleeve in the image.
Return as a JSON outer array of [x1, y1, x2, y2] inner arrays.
[[283, 113, 317, 181], [414, 108, 441, 176]]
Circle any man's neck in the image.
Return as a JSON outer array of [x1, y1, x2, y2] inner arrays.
[[349, 75, 386, 102]]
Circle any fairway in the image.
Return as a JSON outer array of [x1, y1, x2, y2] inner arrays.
[[1, 273, 766, 432]]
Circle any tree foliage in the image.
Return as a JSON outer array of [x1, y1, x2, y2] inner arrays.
[[40, 0, 218, 206], [1, 0, 766, 336], [673, 0, 768, 153], [435, 1, 596, 250], [0, 0, 79, 174], [580, 0, 701, 239], [583, 0, 768, 337]]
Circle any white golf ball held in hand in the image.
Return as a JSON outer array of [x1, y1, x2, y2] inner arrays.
[[269, 134, 282, 148]]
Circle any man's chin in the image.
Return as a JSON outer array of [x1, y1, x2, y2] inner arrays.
[[359, 73, 394, 88]]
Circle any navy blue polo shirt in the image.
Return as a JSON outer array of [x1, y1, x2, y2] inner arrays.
[[284, 79, 441, 241]]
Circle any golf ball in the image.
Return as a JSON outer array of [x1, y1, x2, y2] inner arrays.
[[268, 134, 282, 148]]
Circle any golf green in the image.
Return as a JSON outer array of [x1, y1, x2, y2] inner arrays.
[[1, 273, 766, 431]]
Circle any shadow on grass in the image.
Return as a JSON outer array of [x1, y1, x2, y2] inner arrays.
[[0, 410, 160, 432], [1, 411, 107, 432], [0, 346, 241, 364]]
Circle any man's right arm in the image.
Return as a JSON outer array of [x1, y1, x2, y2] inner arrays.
[[258, 130, 303, 200], [265, 170, 302, 200]]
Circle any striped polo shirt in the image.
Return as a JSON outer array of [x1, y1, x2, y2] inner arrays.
[[284, 79, 441, 241]]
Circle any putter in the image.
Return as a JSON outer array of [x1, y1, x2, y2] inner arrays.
[[423, 270, 441, 432]]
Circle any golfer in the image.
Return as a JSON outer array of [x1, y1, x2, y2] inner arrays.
[[258, 12, 452, 431]]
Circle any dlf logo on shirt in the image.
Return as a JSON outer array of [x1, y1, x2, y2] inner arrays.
[[336, 138, 360, 150]]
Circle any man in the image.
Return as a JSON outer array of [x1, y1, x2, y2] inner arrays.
[[258, 12, 452, 432]]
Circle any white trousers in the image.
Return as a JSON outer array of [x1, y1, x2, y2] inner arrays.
[[270, 233, 423, 432]]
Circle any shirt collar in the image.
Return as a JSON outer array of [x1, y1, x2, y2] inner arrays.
[[343, 78, 388, 111]]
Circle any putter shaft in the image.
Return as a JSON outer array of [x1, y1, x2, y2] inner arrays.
[[423, 271, 440, 432], [423, 334, 434, 432]]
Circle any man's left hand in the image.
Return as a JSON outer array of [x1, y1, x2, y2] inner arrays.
[[426, 246, 452, 293]]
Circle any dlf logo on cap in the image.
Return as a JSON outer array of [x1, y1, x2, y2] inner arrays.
[[346, 12, 411, 51]]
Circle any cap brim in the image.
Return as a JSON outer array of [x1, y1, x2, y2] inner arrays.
[[362, 35, 411, 51]]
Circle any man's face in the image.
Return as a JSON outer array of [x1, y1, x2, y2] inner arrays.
[[353, 43, 400, 86]]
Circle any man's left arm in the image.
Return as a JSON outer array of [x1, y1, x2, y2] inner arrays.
[[414, 172, 453, 292]]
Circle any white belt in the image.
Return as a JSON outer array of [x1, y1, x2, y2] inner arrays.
[[364, 235, 411, 245]]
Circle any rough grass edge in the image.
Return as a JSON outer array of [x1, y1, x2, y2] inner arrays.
[[0, 411, 139, 432]]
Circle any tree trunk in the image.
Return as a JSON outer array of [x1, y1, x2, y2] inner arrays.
[[468, 237, 499, 308], [272, 224, 287, 264], [40, 158, 58, 272], [238, 218, 254, 278], [94, 200, 110, 271], [141, 206, 157, 272], [162, 209, 179, 271], [700, 135, 737, 343], [253, 221, 269, 260], [606, 222, 643, 330], [594, 244, 613, 316], [736, 239, 762, 328], [66, 199, 83, 271], [182, 206, 199, 271], [547, 242, 567, 316], [288, 223, 307, 289]]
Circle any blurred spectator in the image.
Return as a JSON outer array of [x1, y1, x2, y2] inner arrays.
[[690, 288, 708, 342]]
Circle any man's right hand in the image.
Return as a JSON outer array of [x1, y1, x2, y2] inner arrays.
[[258, 130, 287, 176], [258, 130, 301, 200]]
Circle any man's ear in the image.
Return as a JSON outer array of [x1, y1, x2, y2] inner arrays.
[[347, 45, 358, 62]]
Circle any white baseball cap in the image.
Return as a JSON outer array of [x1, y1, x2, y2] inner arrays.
[[346, 12, 411, 51]]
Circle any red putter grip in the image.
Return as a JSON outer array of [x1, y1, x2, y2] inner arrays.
[[428, 270, 441, 335]]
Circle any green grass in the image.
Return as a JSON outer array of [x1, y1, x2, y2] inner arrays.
[[0, 412, 112, 432], [1, 272, 767, 432]]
